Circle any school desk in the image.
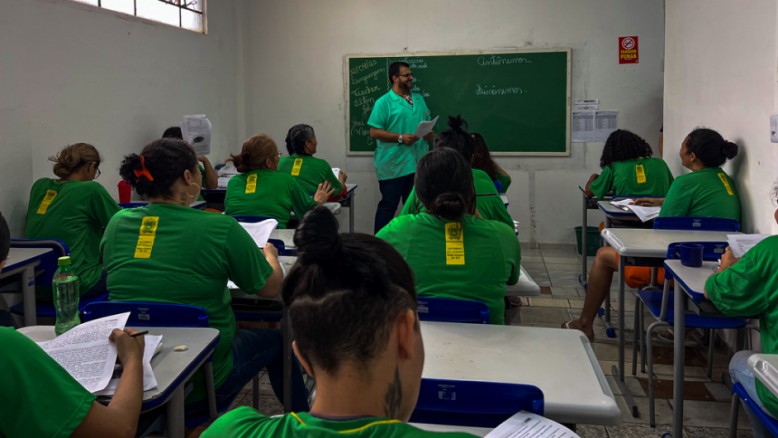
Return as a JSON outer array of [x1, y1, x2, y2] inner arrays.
[[749, 354, 778, 400], [119, 200, 207, 209], [2, 247, 53, 326], [579, 186, 610, 286], [597, 200, 641, 227], [18, 325, 220, 438], [421, 321, 621, 426], [601, 228, 739, 417]]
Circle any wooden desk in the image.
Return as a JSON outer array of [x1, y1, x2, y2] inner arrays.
[[2, 247, 54, 326], [600, 228, 736, 417], [420, 321, 620, 426], [18, 325, 220, 438]]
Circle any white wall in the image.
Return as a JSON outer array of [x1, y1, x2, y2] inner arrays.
[[0, 0, 243, 234], [665, 0, 778, 234], [242, 0, 665, 242]]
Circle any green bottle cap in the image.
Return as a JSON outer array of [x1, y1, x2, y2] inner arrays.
[[57, 256, 72, 266]]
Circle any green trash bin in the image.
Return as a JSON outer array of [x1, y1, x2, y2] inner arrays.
[[575, 226, 601, 256]]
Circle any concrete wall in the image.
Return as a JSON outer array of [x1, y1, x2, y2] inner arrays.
[[0, 0, 243, 233], [665, 0, 778, 234], [242, 0, 665, 242]]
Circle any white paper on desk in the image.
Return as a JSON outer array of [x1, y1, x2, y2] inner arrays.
[[727, 234, 771, 258], [485, 411, 580, 438], [609, 198, 633, 207], [238, 219, 279, 248], [331, 167, 341, 178], [217, 176, 233, 189], [627, 205, 660, 222], [413, 116, 439, 138], [94, 335, 162, 396], [181, 114, 212, 156], [37, 312, 131, 393]]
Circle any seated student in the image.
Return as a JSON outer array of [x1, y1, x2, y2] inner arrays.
[[201, 206, 472, 437], [25, 143, 120, 300], [378, 148, 520, 324], [162, 126, 218, 190], [224, 133, 333, 228], [401, 116, 514, 229], [278, 124, 349, 201], [472, 132, 512, 194], [563, 127, 741, 340], [705, 191, 778, 437], [0, 214, 146, 438], [584, 129, 674, 198], [101, 138, 309, 417]]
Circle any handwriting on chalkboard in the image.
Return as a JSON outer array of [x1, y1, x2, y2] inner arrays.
[[477, 55, 532, 66], [476, 84, 525, 96]]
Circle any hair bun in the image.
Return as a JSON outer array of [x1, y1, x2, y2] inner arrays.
[[722, 140, 739, 159], [294, 206, 342, 264], [447, 114, 468, 132]]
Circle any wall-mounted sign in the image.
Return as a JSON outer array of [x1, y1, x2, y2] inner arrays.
[[618, 36, 639, 64]]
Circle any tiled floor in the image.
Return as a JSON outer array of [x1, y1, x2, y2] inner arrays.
[[231, 243, 758, 437]]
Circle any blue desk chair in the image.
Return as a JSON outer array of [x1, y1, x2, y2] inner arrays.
[[631, 241, 748, 427], [729, 382, 778, 437], [653, 216, 740, 232], [7, 239, 109, 322], [410, 378, 544, 428], [416, 297, 490, 324], [82, 301, 219, 427], [233, 215, 277, 223], [119, 202, 149, 208]]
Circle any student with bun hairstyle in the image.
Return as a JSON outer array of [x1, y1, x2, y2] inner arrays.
[[379, 148, 520, 324], [202, 206, 471, 437], [278, 124, 348, 201], [471, 132, 512, 194], [224, 133, 333, 228], [25, 143, 120, 300], [1, 211, 146, 438], [400, 116, 514, 229], [564, 128, 741, 340], [584, 129, 673, 199], [102, 138, 308, 416]]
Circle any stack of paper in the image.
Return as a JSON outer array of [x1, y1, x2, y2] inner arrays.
[[727, 234, 771, 258], [609, 198, 661, 222], [485, 411, 580, 437]]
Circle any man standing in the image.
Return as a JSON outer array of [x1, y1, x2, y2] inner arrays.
[[368, 61, 434, 233]]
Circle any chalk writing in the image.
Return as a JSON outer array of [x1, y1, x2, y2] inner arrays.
[[350, 59, 377, 76], [475, 84, 525, 96], [352, 69, 383, 86], [477, 55, 532, 66], [352, 85, 381, 97]]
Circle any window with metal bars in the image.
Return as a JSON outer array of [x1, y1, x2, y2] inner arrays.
[[68, 0, 205, 33]]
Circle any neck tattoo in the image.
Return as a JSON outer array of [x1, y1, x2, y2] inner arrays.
[[383, 367, 402, 419]]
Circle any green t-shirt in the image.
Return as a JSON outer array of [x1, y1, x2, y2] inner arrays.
[[377, 213, 520, 324], [705, 235, 778, 417], [367, 90, 430, 181], [0, 327, 95, 437], [589, 157, 674, 199], [25, 178, 120, 299], [101, 203, 273, 400], [224, 169, 318, 228], [201, 407, 476, 437], [278, 154, 345, 199], [494, 172, 511, 193], [659, 167, 740, 221], [400, 169, 514, 229]]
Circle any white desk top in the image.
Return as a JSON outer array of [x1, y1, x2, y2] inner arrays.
[[3, 247, 53, 272], [505, 266, 541, 297], [597, 200, 638, 218], [420, 321, 620, 425], [601, 228, 734, 258], [663, 260, 717, 301], [749, 354, 778, 397], [18, 325, 220, 409], [269, 229, 296, 249]]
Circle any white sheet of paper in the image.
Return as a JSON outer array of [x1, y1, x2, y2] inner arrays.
[[239, 219, 279, 248], [727, 234, 771, 258], [626, 205, 660, 222], [94, 335, 162, 396], [38, 312, 131, 393], [414, 116, 439, 138], [181, 114, 212, 155], [331, 168, 340, 178], [485, 411, 580, 438]]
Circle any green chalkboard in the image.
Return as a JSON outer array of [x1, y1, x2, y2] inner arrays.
[[346, 50, 571, 156]]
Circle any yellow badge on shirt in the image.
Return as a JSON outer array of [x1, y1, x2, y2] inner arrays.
[[246, 174, 257, 194], [291, 158, 303, 176], [717, 172, 734, 196], [134, 216, 159, 259], [36, 190, 58, 215], [444, 222, 465, 265], [635, 164, 646, 184]]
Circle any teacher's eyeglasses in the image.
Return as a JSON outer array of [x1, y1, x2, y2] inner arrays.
[[397, 73, 414, 79]]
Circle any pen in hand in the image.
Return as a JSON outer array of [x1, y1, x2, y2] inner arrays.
[[130, 330, 149, 338]]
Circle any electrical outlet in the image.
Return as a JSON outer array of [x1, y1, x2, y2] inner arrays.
[[771, 115, 778, 143]]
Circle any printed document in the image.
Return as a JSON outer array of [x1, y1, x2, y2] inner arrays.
[[181, 114, 212, 155], [238, 219, 279, 248], [414, 116, 439, 138], [94, 334, 162, 396], [727, 234, 771, 258], [485, 411, 580, 437]]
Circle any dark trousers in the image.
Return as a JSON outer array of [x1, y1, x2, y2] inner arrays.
[[374, 173, 416, 234]]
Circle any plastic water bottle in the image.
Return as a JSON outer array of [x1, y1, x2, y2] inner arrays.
[[53, 256, 80, 335]]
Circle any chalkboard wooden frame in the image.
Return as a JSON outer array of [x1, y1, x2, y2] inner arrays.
[[344, 49, 571, 157]]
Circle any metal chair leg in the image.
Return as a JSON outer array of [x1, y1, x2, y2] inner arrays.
[[707, 329, 715, 379], [640, 301, 647, 374], [252, 375, 260, 409], [632, 298, 640, 376], [646, 320, 668, 428], [729, 392, 740, 438]]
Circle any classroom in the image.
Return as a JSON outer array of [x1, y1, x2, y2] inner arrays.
[[1, 0, 777, 436]]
